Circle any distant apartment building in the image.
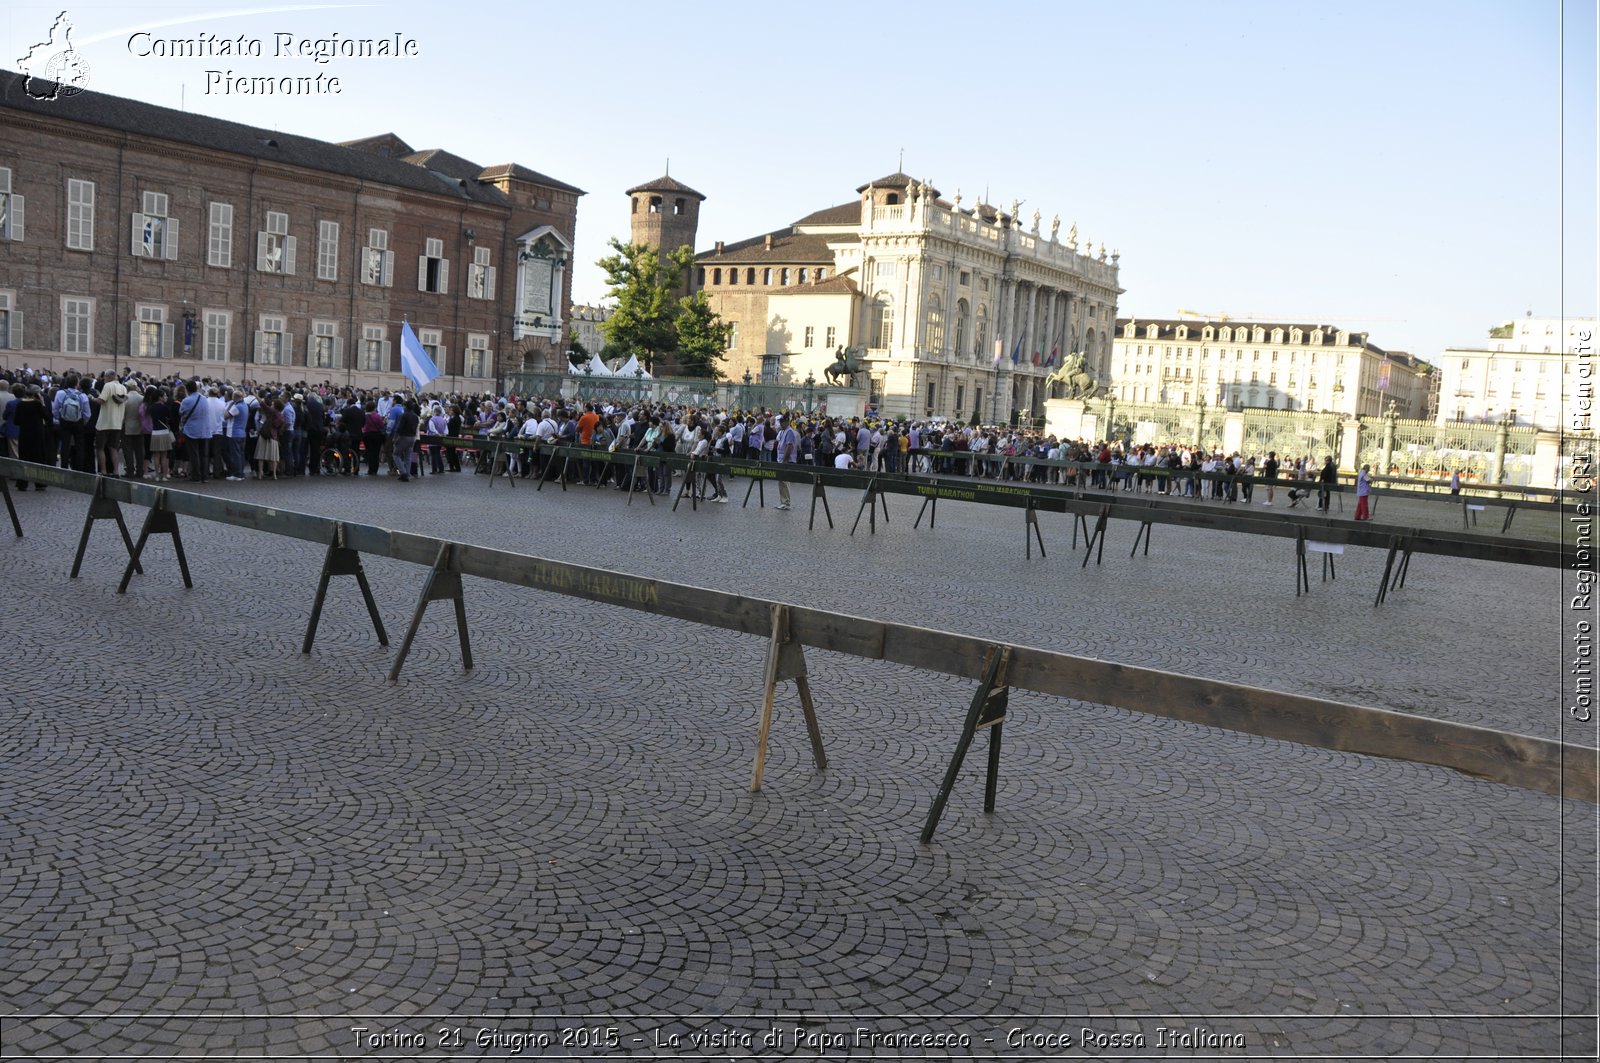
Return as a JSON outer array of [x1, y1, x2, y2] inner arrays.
[[1434, 314, 1596, 430], [1111, 317, 1433, 418], [568, 304, 611, 360]]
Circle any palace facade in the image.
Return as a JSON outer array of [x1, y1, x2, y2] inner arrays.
[[0, 69, 582, 390], [1434, 315, 1595, 430], [627, 171, 1123, 421]]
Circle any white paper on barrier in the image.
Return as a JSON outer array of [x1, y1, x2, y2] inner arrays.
[[1306, 541, 1345, 555]]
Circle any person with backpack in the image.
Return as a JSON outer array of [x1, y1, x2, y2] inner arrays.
[[52, 378, 89, 470]]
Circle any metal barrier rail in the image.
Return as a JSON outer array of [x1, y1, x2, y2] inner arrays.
[[4, 454, 1593, 828]]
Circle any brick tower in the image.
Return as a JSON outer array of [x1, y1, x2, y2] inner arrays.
[[626, 174, 704, 294]]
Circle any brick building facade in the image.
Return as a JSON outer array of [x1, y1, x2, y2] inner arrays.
[[0, 70, 582, 391]]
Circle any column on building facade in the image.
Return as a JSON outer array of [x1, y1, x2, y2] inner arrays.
[[992, 272, 1017, 422]]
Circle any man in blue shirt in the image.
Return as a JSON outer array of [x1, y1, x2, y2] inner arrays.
[[179, 383, 218, 483]]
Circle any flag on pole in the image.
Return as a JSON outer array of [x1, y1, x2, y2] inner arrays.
[[993, 339, 1003, 365], [1031, 349, 1041, 366], [1010, 336, 1023, 365], [1044, 345, 1059, 368], [400, 320, 441, 391]]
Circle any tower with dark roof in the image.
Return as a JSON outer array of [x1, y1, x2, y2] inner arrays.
[[626, 174, 704, 268]]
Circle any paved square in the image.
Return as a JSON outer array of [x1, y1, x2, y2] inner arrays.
[[0, 470, 1594, 1059]]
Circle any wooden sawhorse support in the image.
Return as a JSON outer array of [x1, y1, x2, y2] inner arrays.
[[1373, 532, 1416, 607], [914, 494, 938, 529], [117, 489, 192, 594], [389, 543, 473, 681], [486, 439, 519, 489], [1, 476, 21, 538], [921, 645, 1010, 844], [849, 478, 890, 535], [625, 454, 657, 507], [749, 604, 827, 792], [1080, 504, 1111, 568], [1024, 501, 1046, 559], [303, 521, 389, 653], [72, 477, 142, 579], [808, 476, 833, 530]]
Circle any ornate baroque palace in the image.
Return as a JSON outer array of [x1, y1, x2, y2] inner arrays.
[[630, 171, 1123, 421], [0, 70, 582, 389]]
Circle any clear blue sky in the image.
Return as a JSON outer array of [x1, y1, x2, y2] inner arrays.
[[7, 0, 1595, 361]]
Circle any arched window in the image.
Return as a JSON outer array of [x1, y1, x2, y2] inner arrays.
[[886, 193, 900, 205], [631, 197, 639, 214], [763, 267, 772, 285], [697, 267, 706, 286], [872, 293, 895, 349], [712, 268, 722, 285], [954, 298, 970, 357], [746, 268, 756, 285], [975, 304, 989, 359], [728, 268, 738, 286], [649, 196, 662, 214], [926, 294, 945, 353], [673, 197, 686, 216]]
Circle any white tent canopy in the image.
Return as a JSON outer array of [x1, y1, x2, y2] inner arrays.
[[612, 353, 652, 379], [568, 353, 613, 376]]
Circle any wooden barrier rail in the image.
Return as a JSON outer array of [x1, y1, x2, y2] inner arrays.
[[468, 441, 1572, 577], [4, 454, 1594, 833]]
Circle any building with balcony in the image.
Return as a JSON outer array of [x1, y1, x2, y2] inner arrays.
[[0, 69, 582, 390], [1434, 315, 1596, 429], [669, 172, 1122, 421], [1110, 317, 1433, 418]]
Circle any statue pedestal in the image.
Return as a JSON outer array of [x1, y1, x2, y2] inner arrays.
[[822, 388, 866, 420], [1044, 398, 1088, 441]]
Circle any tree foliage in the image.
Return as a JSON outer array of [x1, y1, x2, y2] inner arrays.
[[595, 238, 730, 378], [672, 292, 732, 379]]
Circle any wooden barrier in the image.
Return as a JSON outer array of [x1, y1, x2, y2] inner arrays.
[[6, 455, 1592, 834]]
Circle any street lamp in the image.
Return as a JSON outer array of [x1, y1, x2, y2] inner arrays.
[[1196, 395, 1207, 450]]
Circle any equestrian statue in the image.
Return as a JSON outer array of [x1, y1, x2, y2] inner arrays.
[[1044, 351, 1102, 400], [824, 345, 864, 387]]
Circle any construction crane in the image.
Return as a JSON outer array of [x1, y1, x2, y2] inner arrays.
[[1176, 308, 1233, 321]]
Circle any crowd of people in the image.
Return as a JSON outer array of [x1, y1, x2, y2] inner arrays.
[[1, 366, 1348, 514]]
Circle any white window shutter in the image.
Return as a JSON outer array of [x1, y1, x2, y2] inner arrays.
[[283, 236, 297, 275], [438, 259, 449, 294], [129, 319, 140, 356], [9, 195, 22, 241], [162, 322, 175, 356], [333, 336, 345, 368], [417, 255, 429, 291], [438, 345, 448, 373], [131, 213, 145, 256], [381, 339, 392, 369], [164, 217, 179, 260], [381, 249, 394, 287], [8, 310, 21, 350], [485, 266, 496, 300], [257, 232, 271, 271], [254, 330, 266, 362], [284, 332, 295, 365]]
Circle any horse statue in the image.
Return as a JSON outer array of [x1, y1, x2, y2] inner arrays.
[[823, 345, 863, 387], [1044, 351, 1101, 400]]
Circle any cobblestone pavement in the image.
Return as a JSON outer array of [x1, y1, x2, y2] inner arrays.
[[1, 468, 1594, 1060]]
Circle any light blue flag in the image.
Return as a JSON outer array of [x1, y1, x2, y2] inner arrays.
[[399, 320, 441, 391]]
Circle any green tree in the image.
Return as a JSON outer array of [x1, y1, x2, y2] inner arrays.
[[596, 238, 731, 377], [596, 239, 692, 365], [566, 331, 590, 363], [672, 292, 732, 380]]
